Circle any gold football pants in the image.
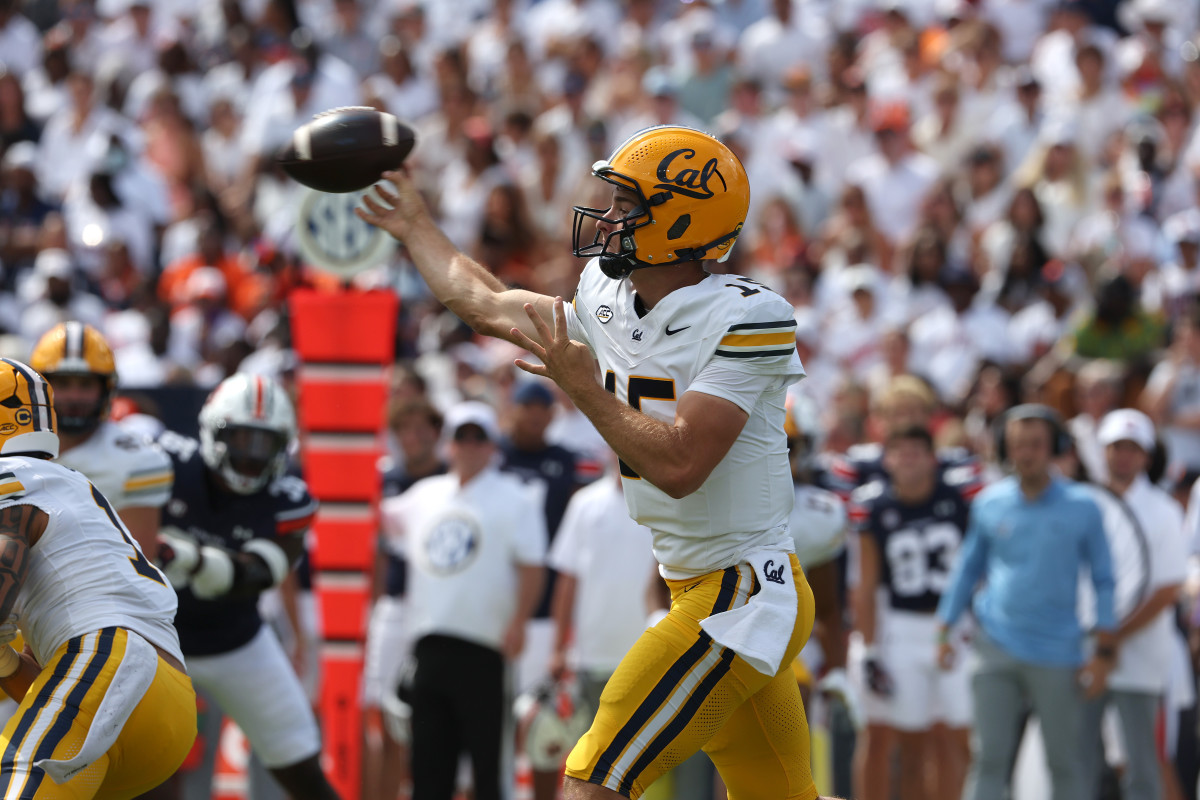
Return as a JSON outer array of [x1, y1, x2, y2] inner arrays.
[[565, 554, 819, 800], [0, 627, 196, 799]]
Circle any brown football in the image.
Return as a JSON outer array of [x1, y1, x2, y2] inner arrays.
[[277, 106, 416, 193]]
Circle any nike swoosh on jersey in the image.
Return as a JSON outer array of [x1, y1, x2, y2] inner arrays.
[[664, 325, 691, 336]]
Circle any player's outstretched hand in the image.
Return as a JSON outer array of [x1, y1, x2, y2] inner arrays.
[[512, 298, 597, 399], [356, 169, 431, 242]]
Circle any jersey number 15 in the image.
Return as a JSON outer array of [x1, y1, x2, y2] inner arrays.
[[603, 371, 676, 479]]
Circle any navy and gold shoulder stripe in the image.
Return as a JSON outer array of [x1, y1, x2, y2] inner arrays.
[[714, 319, 797, 359], [0, 472, 24, 500]]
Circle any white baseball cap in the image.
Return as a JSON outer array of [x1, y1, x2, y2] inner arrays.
[[1097, 408, 1156, 451], [443, 400, 500, 442]]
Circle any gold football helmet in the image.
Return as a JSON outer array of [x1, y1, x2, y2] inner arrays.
[[30, 322, 117, 434], [572, 125, 750, 279], [0, 358, 58, 458]]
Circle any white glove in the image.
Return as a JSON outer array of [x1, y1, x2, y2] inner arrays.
[[0, 614, 20, 647], [818, 667, 864, 730], [157, 527, 201, 590]]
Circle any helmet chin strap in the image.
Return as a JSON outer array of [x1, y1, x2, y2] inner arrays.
[[597, 253, 646, 280], [596, 227, 741, 280]]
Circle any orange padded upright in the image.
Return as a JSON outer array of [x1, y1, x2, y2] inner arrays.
[[289, 288, 398, 363], [290, 287, 398, 800]]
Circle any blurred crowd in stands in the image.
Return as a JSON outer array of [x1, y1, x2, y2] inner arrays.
[[3, 0, 1200, 474], [8, 0, 1200, 796]]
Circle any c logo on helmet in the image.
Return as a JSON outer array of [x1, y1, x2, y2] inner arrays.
[[14, 409, 31, 426], [715, 223, 743, 252], [653, 148, 727, 200]]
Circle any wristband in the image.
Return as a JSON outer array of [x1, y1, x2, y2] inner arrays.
[[0, 645, 20, 678]]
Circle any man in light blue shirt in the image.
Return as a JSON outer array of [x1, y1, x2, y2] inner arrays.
[[936, 404, 1117, 800]]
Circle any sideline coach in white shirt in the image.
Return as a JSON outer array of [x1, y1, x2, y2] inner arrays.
[[1081, 409, 1187, 800], [381, 401, 547, 800]]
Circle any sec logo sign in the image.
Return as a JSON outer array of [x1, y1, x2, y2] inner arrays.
[[295, 188, 396, 278], [421, 512, 480, 576]]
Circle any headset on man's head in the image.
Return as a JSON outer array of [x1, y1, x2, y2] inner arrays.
[[993, 403, 1073, 462]]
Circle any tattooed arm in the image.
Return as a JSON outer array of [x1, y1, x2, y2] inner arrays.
[[0, 504, 46, 699], [0, 504, 43, 620]]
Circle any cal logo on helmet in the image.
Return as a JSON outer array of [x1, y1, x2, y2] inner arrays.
[[572, 125, 750, 279], [0, 358, 59, 458]]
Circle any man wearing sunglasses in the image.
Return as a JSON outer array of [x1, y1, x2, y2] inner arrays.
[[380, 400, 546, 800]]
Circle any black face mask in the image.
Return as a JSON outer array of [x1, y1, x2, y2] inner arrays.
[[598, 252, 640, 280], [573, 198, 650, 281]]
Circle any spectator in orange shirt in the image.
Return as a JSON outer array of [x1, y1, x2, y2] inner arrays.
[[158, 212, 255, 317]]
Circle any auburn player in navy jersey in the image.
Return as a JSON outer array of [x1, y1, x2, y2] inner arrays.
[[153, 374, 340, 800], [851, 426, 971, 800], [821, 376, 984, 503]]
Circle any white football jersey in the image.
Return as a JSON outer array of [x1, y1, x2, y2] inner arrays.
[[564, 260, 806, 578], [790, 485, 848, 569], [56, 420, 174, 510], [0, 456, 182, 665]]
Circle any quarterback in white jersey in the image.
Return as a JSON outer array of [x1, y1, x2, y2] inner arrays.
[[360, 125, 824, 800], [564, 262, 804, 577], [0, 358, 194, 797], [32, 322, 173, 558]]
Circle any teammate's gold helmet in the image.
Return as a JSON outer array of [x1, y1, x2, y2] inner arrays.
[[0, 358, 58, 458], [572, 125, 750, 279], [30, 322, 117, 435]]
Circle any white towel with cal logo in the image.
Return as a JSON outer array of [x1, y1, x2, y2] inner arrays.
[[699, 551, 799, 676]]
